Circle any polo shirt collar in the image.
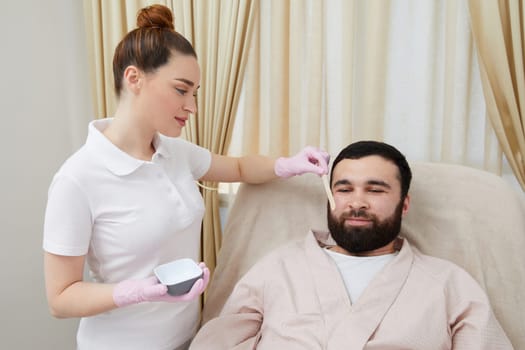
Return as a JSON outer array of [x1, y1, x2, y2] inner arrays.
[[152, 133, 171, 159], [86, 118, 170, 176]]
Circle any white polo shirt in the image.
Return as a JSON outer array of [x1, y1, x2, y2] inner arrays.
[[43, 118, 211, 350]]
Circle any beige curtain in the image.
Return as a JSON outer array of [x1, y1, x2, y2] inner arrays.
[[239, 0, 393, 156], [231, 0, 518, 188], [468, 0, 525, 190], [173, 0, 257, 278]]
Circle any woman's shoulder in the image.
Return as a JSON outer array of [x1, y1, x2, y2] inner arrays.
[[55, 145, 92, 176], [158, 135, 209, 156]]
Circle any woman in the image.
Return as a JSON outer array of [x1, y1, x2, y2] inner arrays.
[[43, 4, 329, 350]]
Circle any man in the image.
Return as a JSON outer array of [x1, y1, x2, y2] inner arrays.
[[190, 141, 513, 350]]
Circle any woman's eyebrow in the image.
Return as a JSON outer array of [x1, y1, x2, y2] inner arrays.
[[174, 78, 199, 89]]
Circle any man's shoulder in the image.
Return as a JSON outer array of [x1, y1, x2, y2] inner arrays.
[[410, 244, 468, 274], [408, 242, 487, 296], [251, 232, 314, 267]]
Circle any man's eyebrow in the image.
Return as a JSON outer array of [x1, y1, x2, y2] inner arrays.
[[333, 178, 392, 189], [333, 179, 351, 187], [367, 180, 391, 189], [175, 78, 200, 89]]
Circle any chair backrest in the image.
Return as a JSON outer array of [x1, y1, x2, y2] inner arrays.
[[202, 162, 525, 349]]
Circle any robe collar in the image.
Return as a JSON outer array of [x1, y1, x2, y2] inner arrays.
[[306, 230, 414, 349]]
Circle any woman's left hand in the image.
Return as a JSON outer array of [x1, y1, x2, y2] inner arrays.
[[152, 262, 210, 303], [113, 262, 210, 307]]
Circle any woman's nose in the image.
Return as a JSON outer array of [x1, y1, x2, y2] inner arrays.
[[184, 97, 197, 114]]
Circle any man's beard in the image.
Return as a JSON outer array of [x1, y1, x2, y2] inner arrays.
[[327, 200, 404, 254]]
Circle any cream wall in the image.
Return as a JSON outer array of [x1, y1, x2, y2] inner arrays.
[[0, 0, 92, 348]]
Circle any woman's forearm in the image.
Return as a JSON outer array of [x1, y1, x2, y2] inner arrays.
[[47, 280, 116, 318]]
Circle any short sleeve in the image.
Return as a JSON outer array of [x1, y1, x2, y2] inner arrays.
[[189, 144, 211, 180], [170, 137, 212, 180], [43, 174, 92, 256]]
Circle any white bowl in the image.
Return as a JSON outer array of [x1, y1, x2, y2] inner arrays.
[[154, 258, 203, 296]]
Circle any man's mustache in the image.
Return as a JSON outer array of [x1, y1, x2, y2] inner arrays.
[[341, 209, 372, 220]]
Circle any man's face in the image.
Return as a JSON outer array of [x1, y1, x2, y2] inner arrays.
[[327, 155, 410, 255]]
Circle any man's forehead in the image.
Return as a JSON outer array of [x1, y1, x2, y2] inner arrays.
[[333, 156, 400, 183]]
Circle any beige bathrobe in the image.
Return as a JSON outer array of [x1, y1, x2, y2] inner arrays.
[[190, 231, 513, 350]]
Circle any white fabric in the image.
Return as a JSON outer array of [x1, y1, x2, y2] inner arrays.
[[324, 248, 397, 304], [43, 118, 211, 350]]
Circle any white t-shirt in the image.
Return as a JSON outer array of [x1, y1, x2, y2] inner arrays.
[[324, 248, 397, 304], [43, 118, 211, 350]]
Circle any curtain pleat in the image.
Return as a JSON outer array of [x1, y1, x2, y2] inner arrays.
[[175, 1, 257, 283], [468, 0, 525, 190], [235, 0, 515, 190]]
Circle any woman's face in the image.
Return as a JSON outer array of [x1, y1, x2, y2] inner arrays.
[[140, 54, 200, 137]]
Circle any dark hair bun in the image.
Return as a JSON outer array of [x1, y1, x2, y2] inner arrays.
[[137, 4, 175, 30]]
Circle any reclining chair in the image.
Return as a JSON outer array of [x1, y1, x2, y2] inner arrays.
[[202, 162, 525, 349]]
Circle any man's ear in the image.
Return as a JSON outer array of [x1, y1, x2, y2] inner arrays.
[[401, 194, 410, 216], [122, 65, 143, 94]]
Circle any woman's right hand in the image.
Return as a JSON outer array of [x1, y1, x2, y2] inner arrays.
[[113, 262, 210, 307], [274, 146, 330, 178]]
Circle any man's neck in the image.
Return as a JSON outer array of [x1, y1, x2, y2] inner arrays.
[[329, 241, 398, 257]]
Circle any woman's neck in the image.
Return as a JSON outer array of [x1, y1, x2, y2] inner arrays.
[[104, 110, 156, 161]]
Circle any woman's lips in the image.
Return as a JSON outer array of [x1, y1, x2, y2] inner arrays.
[[175, 117, 187, 127]]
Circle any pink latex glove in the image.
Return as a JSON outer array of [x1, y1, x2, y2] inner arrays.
[[274, 146, 330, 178], [113, 262, 210, 308]]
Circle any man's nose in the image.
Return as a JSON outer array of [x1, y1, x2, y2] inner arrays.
[[348, 192, 369, 210]]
